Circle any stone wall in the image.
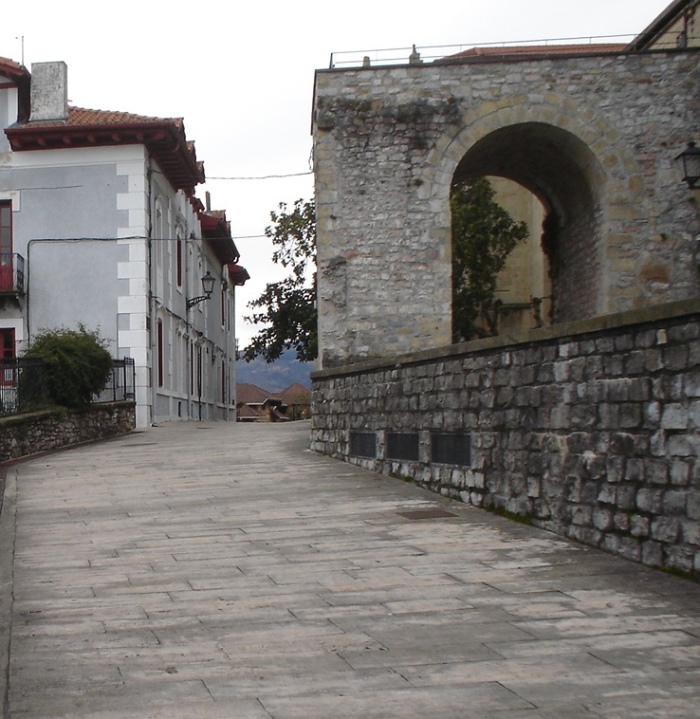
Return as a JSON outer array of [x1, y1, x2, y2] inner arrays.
[[311, 300, 700, 578], [0, 402, 135, 462], [313, 49, 700, 368]]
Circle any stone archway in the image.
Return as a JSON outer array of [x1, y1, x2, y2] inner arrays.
[[312, 50, 699, 368], [450, 122, 607, 324]]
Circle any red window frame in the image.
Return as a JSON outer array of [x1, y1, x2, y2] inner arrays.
[[0, 328, 15, 386], [196, 346, 202, 399], [157, 320, 164, 387], [221, 360, 227, 404], [189, 342, 194, 395], [176, 238, 183, 288], [0, 202, 12, 292]]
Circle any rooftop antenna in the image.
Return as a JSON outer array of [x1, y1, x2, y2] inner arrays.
[[15, 36, 24, 65]]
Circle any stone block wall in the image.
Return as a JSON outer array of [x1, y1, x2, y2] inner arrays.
[[311, 300, 700, 578], [313, 50, 700, 368], [0, 402, 135, 462]]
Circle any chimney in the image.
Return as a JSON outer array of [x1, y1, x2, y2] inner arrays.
[[30, 62, 68, 122]]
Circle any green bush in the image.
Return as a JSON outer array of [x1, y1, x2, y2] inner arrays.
[[24, 326, 113, 408], [16, 357, 50, 412]]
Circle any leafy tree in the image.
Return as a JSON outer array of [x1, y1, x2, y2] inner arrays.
[[244, 184, 526, 360], [451, 178, 529, 342], [243, 199, 317, 362], [24, 325, 113, 408]]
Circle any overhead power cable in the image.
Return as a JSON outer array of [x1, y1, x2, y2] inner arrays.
[[207, 171, 313, 181]]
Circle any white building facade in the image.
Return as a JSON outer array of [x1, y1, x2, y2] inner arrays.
[[0, 58, 248, 427]]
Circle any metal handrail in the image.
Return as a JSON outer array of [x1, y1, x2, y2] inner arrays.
[[0, 357, 136, 417], [0, 253, 25, 294], [328, 34, 648, 68]]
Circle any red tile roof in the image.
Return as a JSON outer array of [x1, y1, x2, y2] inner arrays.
[[199, 209, 238, 265], [443, 43, 627, 62], [237, 382, 310, 405], [279, 383, 311, 403], [235, 382, 311, 422], [7, 106, 204, 193], [0, 57, 30, 121], [236, 383, 270, 405], [237, 404, 268, 420], [0, 56, 26, 76], [23, 106, 183, 128], [227, 263, 250, 286]]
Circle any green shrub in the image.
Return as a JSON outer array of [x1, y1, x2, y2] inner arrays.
[[25, 326, 113, 408], [16, 357, 50, 412]]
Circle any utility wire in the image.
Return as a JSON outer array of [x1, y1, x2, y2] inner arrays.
[[207, 171, 313, 181]]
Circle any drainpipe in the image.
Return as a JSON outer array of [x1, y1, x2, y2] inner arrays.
[[186, 234, 193, 420], [198, 343, 203, 421], [147, 162, 156, 426]]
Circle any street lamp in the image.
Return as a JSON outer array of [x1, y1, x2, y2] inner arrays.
[[676, 141, 700, 190], [187, 270, 216, 309]]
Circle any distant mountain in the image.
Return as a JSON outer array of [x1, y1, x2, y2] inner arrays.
[[236, 350, 314, 391]]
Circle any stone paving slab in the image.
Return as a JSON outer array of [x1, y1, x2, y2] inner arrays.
[[1, 420, 700, 718]]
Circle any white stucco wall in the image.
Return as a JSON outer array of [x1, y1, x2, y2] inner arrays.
[[0, 126, 237, 426]]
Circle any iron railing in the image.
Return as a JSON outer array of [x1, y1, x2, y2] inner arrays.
[[0, 253, 25, 294], [0, 357, 46, 416], [0, 357, 135, 417], [94, 358, 136, 404], [328, 34, 639, 69]]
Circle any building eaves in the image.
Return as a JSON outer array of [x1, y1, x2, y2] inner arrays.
[[0, 56, 26, 77], [626, 0, 694, 51], [0, 56, 31, 122], [5, 106, 205, 194], [200, 209, 238, 265], [227, 263, 250, 286]]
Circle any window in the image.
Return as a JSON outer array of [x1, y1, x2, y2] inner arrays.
[[221, 360, 227, 404], [189, 342, 194, 395], [196, 346, 203, 398], [0, 328, 15, 386], [431, 432, 471, 466], [0, 329, 14, 361], [176, 236, 183, 288], [387, 432, 420, 461], [154, 202, 165, 300], [0, 202, 12, 292], [349, 431, 377, 458], [157, 320, 164, 387]]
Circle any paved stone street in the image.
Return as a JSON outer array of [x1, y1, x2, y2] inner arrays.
[[1, 420, 699, 718]]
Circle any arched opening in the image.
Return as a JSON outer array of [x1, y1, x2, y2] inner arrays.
[[450, 175, 550, 341], [452, 122, 605, 330]]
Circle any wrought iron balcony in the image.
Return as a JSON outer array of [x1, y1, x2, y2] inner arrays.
[[0, 253, 25, 295]]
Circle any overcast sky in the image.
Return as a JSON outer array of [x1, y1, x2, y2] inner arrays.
[[3, 0, 672, 346]]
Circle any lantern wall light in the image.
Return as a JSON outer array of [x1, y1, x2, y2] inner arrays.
[[187, 270, 216, 309], [676, 141, 700, 190]]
